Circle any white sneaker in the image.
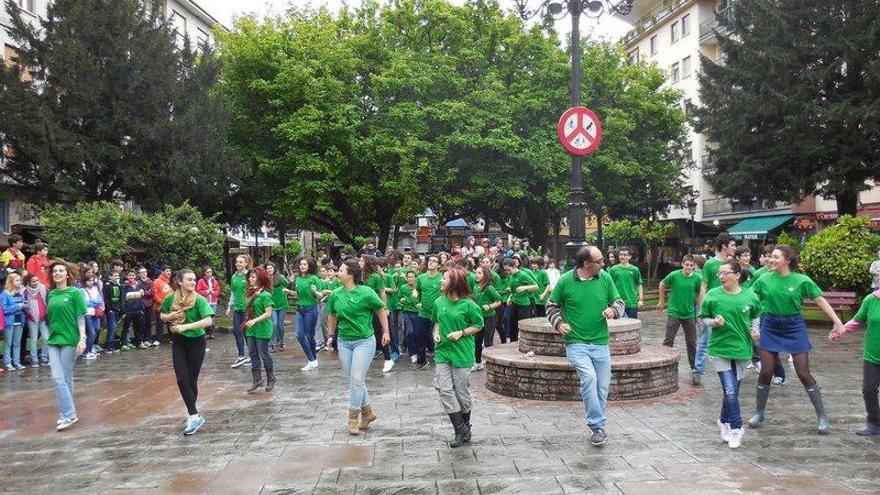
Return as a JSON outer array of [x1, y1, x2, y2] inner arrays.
[[471, 362, 485, 371], [84, 352, 98, 360], [727, 427, 743, 449], [301, 360, 319, 371], [152, 340, 161, 347], [411, 355, 418, 364], [716, 419, 732, 443], [771, 376, 786, 387], [746, 362, 755, 369], [56, 417, 79, 431], [382, 360, 395, 373]]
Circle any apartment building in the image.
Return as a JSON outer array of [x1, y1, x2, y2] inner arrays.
[[615, 0, 880, 243]]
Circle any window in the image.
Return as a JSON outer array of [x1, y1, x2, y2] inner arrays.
[[682, 56, 692, 78], [671, 62, 680, 83], [15, 0, 35, 13], [172, 10, 187, 45], [628, 48, 639, 65], [671, 22, 680, 43], [683, 99, 693, 116], [196, 28, 210, 49], [681, 14, 691, 36], [650, 35, 658, 55]]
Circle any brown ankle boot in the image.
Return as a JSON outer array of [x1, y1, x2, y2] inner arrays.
[[359, 405, 377, 430], [348, 409, 361, 435]]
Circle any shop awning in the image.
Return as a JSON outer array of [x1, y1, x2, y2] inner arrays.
[[727, 214, 794, 240]]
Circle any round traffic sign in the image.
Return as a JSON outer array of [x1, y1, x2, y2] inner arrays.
[[557, 106, 603, 156]]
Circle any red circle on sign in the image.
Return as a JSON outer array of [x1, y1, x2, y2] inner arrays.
[[557, 106, 603, 156]]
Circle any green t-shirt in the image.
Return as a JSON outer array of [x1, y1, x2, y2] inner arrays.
[[496, 274, 511, 299], [245, 290, 274, 339], [854, 295, 880, 365], [160, 293, 215, 338], [415, 272, 442, 320], [549, 269, 621, 345], [508, 269, 538, 307], [327, 284, 385, 340], [366, 273, 386, 302], [472, 283, 502, 317], [702, 257, 723, 292], [398, 284, 418, 313], [534, 270, 550, 306], [739, 266, 757, 290], [753, 266, 769, 281], [432, 296, 484, 368], [751, 271, 822, 316], [609, 264, 642, 309], [295, 274, 322, 308], [661, 269, 702, 319], [384, 273, 399, 311], [46, 287, 87, 347], [271, 275, 290, 310], [231, 272, 248, 311], [322, 278, 340, 292], [700, 287, 761, 360], [468, 271, 501, 292]]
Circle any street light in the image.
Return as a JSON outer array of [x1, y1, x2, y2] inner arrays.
[[514, 0, 634, 267], [687, 197, 698, 253]]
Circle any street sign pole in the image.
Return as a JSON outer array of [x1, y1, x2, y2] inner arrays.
[[566, 0, 585, 270]]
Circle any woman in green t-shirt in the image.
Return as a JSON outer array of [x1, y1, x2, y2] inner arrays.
[[159, 269, 215, 435], [46, 260, 87, 432], [699, 260, 761, 449], [471, 266, 501, 371], [748, 245, 845, 434], [243, 267, 275, 394], [326, 260, 389, 435], [225, 254, 251, 369], [292, 256, 323, 372], [432, 268, 484, 448], [361, 255, 393, 372], [413, 255, 442, 368], [265, 262, 290, 353]]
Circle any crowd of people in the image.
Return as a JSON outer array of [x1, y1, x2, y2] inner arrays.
[[3, 231, 879, 452]]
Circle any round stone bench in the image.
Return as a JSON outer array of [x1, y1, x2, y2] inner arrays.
[[484, 342, 679, 401], [518, 317, 641, 357]]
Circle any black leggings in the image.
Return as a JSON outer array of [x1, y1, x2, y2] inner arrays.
[[172, 334, 206, 415], [509, 304, 533, 343], [475, 315, 497, 364], [372, 315, 391, 360], [864, 360, 880, 423]]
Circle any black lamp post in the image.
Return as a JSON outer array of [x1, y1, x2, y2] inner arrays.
[[514, 0, 634, 267], [687, 198, 698, 253]]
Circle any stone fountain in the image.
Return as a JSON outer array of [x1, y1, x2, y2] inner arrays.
[[483, 317, 679, 401]]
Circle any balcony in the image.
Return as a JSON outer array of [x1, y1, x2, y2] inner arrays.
[[621, 0, 691, 46], [699, 6, 735, 44], [701, 154, 716, 176], [702, 197, 789, 218]]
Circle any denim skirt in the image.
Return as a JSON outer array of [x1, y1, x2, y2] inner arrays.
[[759, 314, 811, 354]]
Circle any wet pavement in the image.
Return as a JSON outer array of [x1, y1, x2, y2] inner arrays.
[[2, 311, 879, 495]]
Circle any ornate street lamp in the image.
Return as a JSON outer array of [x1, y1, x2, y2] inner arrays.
[[513, 0, 634, 266]]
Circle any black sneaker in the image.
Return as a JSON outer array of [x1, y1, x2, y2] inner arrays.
[[590, 428, 607, 447]]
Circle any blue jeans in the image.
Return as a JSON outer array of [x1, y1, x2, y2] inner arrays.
[[716, 360, 744, 429], [84, 315, 100, 355], [271, 309, 287, 346], [232, 310, 247, 358], [501, 303, 512, 343], [694, 324, 711, 375], [403, 312, 419, 354], [337, 336, 376, 409], [48, 345, 78, 420], [103, 310, 119, 350], [566, 343, 611, 430], [3, 323, 23, 367], [26, 319, 49, 364], [624, 308, 638, 319], [414, 316, 433, 365], [295, 305, 318, 362], [247, 336, 273, 372]]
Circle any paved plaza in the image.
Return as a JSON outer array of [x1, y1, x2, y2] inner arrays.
[[2, 311, 879, 495]]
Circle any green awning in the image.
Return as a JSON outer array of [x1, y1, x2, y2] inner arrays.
[[727, 214, 794, 240]]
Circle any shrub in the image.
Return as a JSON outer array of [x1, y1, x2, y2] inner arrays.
[[800, 215, 880, 294]]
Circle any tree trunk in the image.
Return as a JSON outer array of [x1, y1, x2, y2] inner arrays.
[[835, 187, 860, 217], [650, 240, 666, 282], [222, 227, 232, 284], [392, 223, 401, 249], [377, 221, 392, 253], [279, 230, 287, 274]]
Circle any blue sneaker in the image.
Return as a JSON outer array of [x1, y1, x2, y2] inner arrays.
[[183, 415, 205, 436]]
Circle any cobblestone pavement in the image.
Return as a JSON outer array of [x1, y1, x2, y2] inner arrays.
[[2, 311, 879, 495]]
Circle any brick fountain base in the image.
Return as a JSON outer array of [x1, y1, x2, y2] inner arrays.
[[483, 317, 679, 401]]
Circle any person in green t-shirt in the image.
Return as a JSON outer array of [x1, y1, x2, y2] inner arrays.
[[733, 246, 757, 290], [698, 260, 762, 449], [413, 255, 442, 368], [46, 260, 87, 432], [265, 262, 290, 352], [530, 257, 551, 318], [471, 265, 502, 371], [292, 256, 324, 372], [830, 291, 880, 435], [398, 270, 419, 361], [243, 267, 275, 394], [658, 255, 702, 370], [380, 258, 402, 363], [608, 247, 643, 319], [159, 269, 215, 436], [694, 233, 738, 384], [326, 259, 389, 436], [747, 245, 845, 435], [225, 254, 251, 369], [362, 255, 395, 373], [547, 246, 624, 448], [502, 257, 538, 342], [431, 268, 484, 448]]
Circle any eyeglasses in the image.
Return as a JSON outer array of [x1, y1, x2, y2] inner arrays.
[[589, 257, 605, 265], [717, 270, 734, 276]]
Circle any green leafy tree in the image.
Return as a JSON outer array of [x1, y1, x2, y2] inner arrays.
[[604, 219, 639, 248], [638, 219, 676, 281], [801, 215, 880, 294], [694, 0, 880, 216], [775, 231, 803, 254]]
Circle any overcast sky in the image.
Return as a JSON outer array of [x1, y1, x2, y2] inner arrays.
[[202, 0, 633, 43]]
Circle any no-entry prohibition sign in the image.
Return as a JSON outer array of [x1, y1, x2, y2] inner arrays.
[[557, 106, 603, 156]]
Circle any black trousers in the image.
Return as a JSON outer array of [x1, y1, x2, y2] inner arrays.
[[864, 360, 880, 424], [372, 315, 391, 360], [475, 314, 497, 364], [172, 334, 206, 415], [123, 312, 145, 345], [509, 304, 533, 343]]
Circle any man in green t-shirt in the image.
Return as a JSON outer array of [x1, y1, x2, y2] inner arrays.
[[658, 255, 702, 370], [608, 247, 643, 319], [694, 233, 737, 384], [546, 246, 624, 448]]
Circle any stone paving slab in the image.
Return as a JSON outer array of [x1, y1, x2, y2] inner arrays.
[[2, 311, 879, 494]]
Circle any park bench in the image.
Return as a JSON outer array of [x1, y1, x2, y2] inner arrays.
[[803, 291, 858, 318]]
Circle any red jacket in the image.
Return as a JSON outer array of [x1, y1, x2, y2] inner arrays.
[[153, 274, 173, 306], [26, 254, 50, 286], [196, 276, 221, 304]]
